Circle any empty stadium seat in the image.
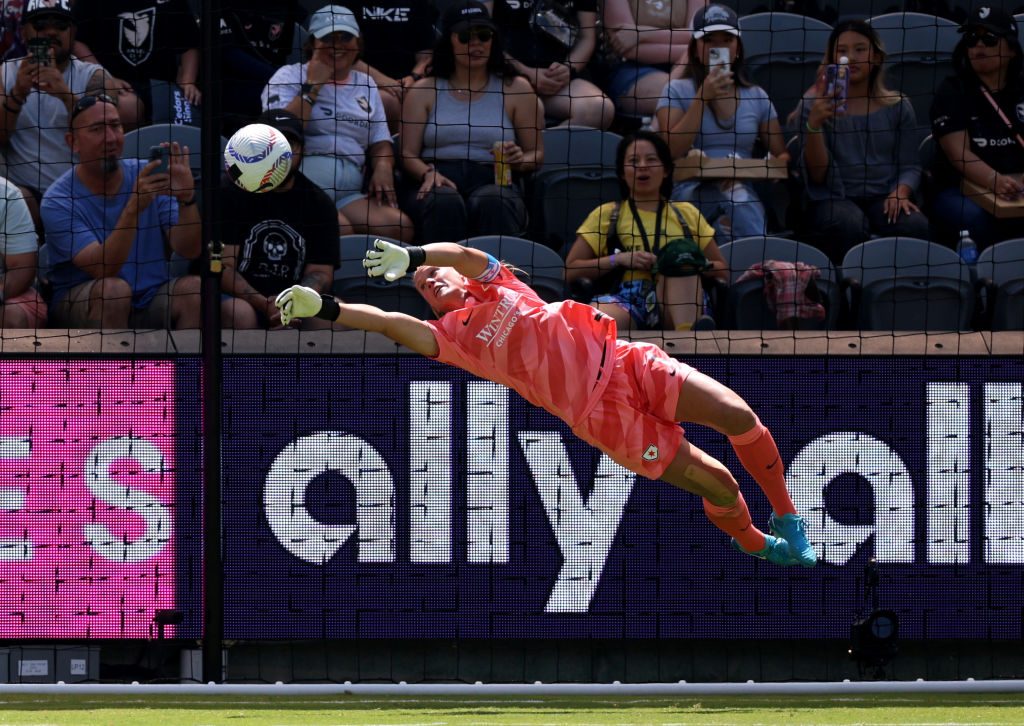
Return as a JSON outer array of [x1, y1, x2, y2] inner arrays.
[[718, 235, 841, 329], [529, 126, 622, 254], [976, 238, 1024, 330], [463, 235, 567, 302], [737, 12, 833, 124], [867, 12, 960, 139], [840, 236, 973, 330], [333, 235, 434, 319]]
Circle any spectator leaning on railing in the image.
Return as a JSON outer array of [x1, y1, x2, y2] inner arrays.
[[930, 4, 1024, 249]]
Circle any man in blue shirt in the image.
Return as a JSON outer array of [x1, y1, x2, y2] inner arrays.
[[41, 92, 201, 328]]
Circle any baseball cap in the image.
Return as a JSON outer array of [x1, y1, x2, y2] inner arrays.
[[692, 4, 740, 40], [958, 4, 1018, 39], [258, 108, 304, 144], [23, 0, 74, 23], [307, 5, 360, 40], [441, 0, 496, 36]]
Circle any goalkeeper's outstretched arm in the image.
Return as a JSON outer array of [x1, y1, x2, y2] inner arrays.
[[274, 286, 440, 357]]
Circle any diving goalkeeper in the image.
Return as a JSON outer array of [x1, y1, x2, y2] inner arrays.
[[275, 240, 817, 567]]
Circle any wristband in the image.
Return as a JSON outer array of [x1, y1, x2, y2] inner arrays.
[[805, 121, 823, 133], [301, 93, 316, 105], [299, 82, 317, 94], [609, 252, 617, 267], [179, 195, 197, 207], [3, 101, 21, 114], [407, 246, 426, 269], [316, 294, 341, 321], [410, 73, 423, 81], [421, 164, 435, 183], [8, 92, 25, 105]]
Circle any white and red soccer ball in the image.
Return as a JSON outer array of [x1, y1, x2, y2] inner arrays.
[[224, 123, 293, 193]]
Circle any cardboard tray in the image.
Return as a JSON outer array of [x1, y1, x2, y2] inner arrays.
[[673, 156, 789, 181], [961, 178, 1024, 218]]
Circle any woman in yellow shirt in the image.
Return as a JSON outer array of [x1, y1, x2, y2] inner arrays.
[[565, 130, 729, 330]]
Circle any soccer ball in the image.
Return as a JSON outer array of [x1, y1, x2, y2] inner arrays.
[[223, 123, 293, 193]]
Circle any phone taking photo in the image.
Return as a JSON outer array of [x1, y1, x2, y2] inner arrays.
[[708, 46, 731, 73], [148, 145, 170, 175], [27, 37, 50, 66]]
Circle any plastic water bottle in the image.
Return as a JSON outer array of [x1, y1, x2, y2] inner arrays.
[[956, 229, 978, 265]]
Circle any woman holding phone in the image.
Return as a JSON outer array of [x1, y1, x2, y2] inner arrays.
[[654, 4, 788, 243], [792, 20, 930, 263]]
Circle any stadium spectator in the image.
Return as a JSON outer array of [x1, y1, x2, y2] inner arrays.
[[483, 0, 614, 129], [219, 0, 304, 136], [795, 20, 931, 263], [655, 4, 789, 243], [1, 0, 27, 60], [40, 93, 203, 328], [347, 0, 438, 134], [276, 241, 819, 568], [599, 0, 700, 118], [399, 0, 542, 243], [930, 5, 1024, 249], [71, 0, 202, 125], [221, 109, 341, 330], [0, 0, 139, 225], [0, 174, 44, 328], [565, 130, 726, 330], [262, 4, 413, 243]]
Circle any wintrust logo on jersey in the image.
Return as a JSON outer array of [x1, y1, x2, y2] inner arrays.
[[475, 295, 519, 346], [362, 6, 410, 21]]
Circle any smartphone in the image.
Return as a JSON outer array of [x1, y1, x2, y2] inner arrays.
[[825, 56, 850, 113], [148, 145, 170, 175], [708, 46, 731, 73], [27, 37, 50, 66]]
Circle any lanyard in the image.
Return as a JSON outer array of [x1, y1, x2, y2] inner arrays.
[[979, 85, 1024, 152], [627, 197, 664, 255]]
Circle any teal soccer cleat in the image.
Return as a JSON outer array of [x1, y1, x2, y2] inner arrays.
[[731, 534, 798, 566], [769, 512, 818, 568]]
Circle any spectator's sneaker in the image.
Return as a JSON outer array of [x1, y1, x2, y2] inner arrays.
[[731, 534, 797, 566], [769, 512, 818, 568]]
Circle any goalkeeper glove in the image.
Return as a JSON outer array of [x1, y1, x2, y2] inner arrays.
[[274, 285, 338, 326], [363, 238, 425, 281]]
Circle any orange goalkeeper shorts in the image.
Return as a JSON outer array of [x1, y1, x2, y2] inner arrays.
[[571, 340, 693, 480]]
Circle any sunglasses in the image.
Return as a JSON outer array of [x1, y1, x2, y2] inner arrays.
[[70, 92, 118, 123], [966, 31, 1000, 47], [30, 17, 71, 32], [455, 28, 493, 44]]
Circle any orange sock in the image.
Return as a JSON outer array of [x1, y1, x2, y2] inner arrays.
[[728, 417, 797, 516], [703, 492, 765, 552]]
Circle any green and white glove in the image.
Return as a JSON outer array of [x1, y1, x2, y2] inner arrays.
[[274, 285, 323, 326], [363, 238, 423, 281]]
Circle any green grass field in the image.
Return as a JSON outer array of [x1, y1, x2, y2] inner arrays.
[[1, 693, 1023, 726]]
